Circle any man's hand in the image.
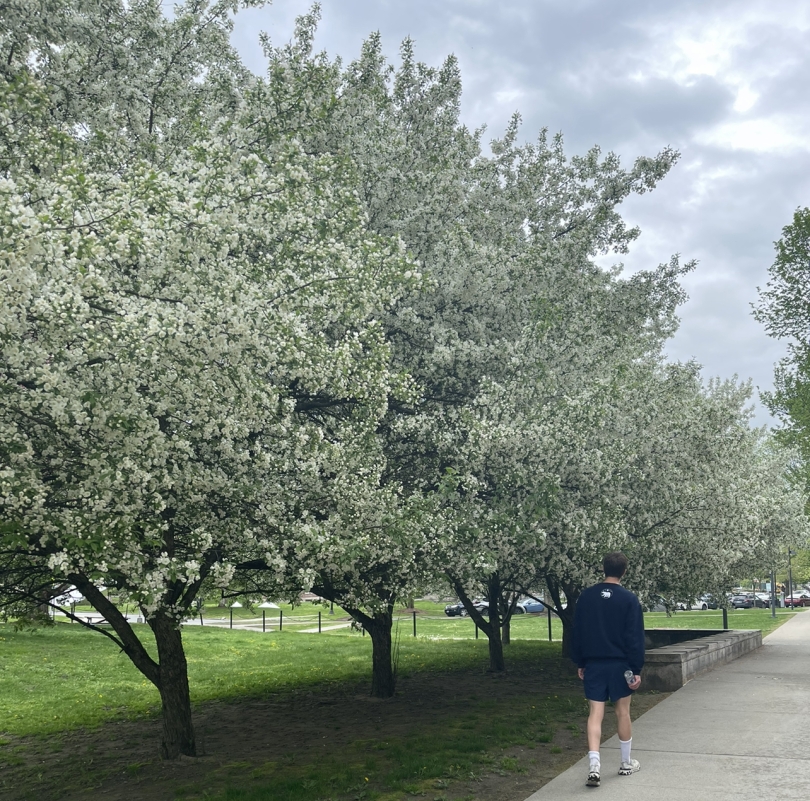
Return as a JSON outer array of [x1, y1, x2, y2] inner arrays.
[[629, 674, 641, 690], [577, 667, 585, 680]]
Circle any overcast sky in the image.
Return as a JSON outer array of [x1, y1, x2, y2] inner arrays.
[[231, 0, 810, 426]]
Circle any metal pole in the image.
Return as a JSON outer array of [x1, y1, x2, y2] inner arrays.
[[771, 568, 777, 618], [548, 607, 553, 642], [262, 610, 266, 632], [318, 611, 322, 633], [279, 610, 283, 631], [329, 601, 334, 616], [413, 610, 417, 637], [230, 608, 233, 629], [722, 607, 728, 630], [200, 610, 204, 626], [474, 622, 478, 639]]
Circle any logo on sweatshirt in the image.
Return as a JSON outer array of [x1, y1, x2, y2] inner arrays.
[[601, 589, 612, 598]]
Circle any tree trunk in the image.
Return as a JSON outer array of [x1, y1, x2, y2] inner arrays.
[[341, 602, 397, 698], [310, 582, 397, 700], [559, 606, 574, 659], [67, 573, 198, 760], [487, 628, 506, 670], [449, 575, 508, 672], [366, 609, 396, 698], [547, 576, 579, 660], [150, 612, 196, 758], [502, 615, 511, 645]]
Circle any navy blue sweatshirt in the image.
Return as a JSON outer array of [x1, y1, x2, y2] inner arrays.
[[570, 582, 645, 674]]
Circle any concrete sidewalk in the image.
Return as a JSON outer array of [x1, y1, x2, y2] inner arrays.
[[525, 610, 810, 800]]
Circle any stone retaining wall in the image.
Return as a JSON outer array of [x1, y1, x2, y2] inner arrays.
[[642, 628, 762, 692]]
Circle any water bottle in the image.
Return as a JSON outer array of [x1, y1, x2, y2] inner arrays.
[[624, 669, 635, 685]]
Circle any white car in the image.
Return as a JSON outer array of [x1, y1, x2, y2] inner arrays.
[[689, 595, 717, 610]]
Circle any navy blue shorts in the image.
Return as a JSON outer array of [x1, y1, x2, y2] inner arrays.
[[582, 659, 633, 703]]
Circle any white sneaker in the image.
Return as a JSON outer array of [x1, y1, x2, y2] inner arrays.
[[618, 758, 640, 776], [586, 760, 601, 787]]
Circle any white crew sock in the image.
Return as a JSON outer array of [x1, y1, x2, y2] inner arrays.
[[588, 750, 600, 771], [619, 738, 632, 763]]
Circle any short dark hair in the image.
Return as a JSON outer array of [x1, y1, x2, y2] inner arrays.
[[603, 552, 628, 578]]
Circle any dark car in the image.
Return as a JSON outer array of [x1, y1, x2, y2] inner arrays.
[[444, 601, 466, 617], [742, 592, 768, 608], [444, 600, 490, 617], [730, 594, 754, 609]]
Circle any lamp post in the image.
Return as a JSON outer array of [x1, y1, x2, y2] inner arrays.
[[770, 568, 777, 618]]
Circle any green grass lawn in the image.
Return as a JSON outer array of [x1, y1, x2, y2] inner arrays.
[[201, 687, 582, 801], [329, 604, 797, 641], [0, 607, 797, 738], [643, 607, 796, 638], [0, 623, 544, 737], [0, 621, 596, 801]]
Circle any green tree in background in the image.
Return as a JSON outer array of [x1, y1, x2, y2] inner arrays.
[[755, 207, 810, 499]]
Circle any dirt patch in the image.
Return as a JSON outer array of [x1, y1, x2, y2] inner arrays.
[[0, 661, 667, 801]]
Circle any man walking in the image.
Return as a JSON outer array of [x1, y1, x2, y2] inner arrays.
[[570, 551, 645, 788]]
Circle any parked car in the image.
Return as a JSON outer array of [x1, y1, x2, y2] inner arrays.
[[690, 595, 718, 610], [474, 600, 527, 616], [730, 594, 754, 609], [444, 601, 466, 617], [755, 592, 777, 608], [785, 592, 810, 608], [520, 598, 546, 614], [444, 599, 528, 617], [444, 599, 490, 617], [730, 592, 769, 609]]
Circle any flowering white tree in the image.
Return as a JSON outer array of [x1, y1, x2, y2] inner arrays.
[[524, 366, 809, 653], [0, 0, 413, 756], [620, 385, 810, 606], [313, 31, 693, 673]]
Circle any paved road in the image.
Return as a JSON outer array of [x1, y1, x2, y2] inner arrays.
[[524, 609, 810, 800]]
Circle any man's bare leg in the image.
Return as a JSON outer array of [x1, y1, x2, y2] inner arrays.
[[614, 695, 640, 774], [614, 695, 632, 741], [587, 700, 606, 751], [585, 700, 605, 785]]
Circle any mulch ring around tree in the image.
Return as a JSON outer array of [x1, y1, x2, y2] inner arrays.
[[0, 658, 667, 801]]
